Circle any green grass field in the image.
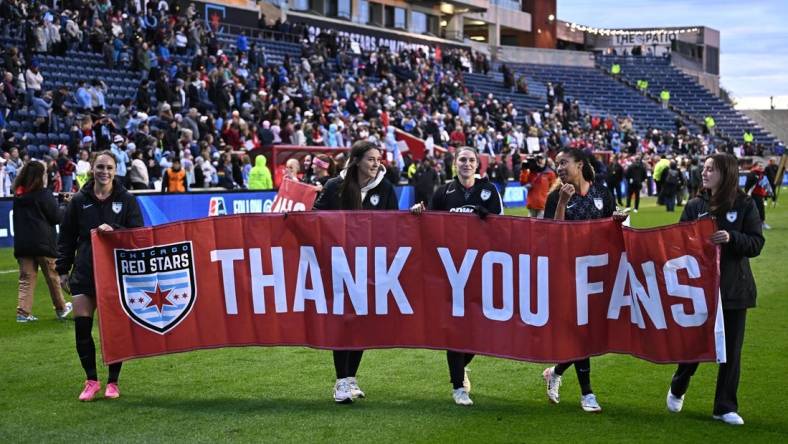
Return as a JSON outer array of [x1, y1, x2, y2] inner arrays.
[[1, 196, 787, 443]]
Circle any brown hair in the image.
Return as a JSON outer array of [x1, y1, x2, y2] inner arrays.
[[339, 141, 381, 210], [93, 150, 118, 166], [13, 161, 46, 194], [705, 153, 742, 216]]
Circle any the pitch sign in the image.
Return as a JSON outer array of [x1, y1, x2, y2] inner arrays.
[[114, 242, 197, 334], [93, 213, 722, 365]]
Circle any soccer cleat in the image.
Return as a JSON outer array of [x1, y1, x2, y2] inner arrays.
[[762, 223, 771, 230], [713, 412, 744, 425], [666, 389, 684, 413], [78, 380, 101, 402], [347, 377, 365, 399], [16, 313, 38, 323], [56, 302, 73, 320], [543, 367, 561, 404], [581, 393, 602, 413], [333, 378, 353, 404], [452, 388, 473, 406], [633, 209, 639, 213], [463, 367, 472, 394], [105, 383, 120, 399]]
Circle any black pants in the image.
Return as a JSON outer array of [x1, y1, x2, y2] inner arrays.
[[670, 309, 747, 415], [554, 358, 592, 395], [333, 350, 363, 379], [608, 180, 623, 204], [447, 351, 475, 389], [627, 187, 642, 210], [752, 195, 765, 222]]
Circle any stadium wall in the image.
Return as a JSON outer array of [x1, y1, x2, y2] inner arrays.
[[468, 41, 595, 67], [741, 110, 788, 145]]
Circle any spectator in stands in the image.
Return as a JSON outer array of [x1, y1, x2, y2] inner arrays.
[[666, 153, 764, 426], [13, 160, 71, 323], [57, 154, 143, 401], [128, 150, 149, 190], [313, 141, 398, 404], [161, 157, 188, 192], [24, 60, 43, 106]]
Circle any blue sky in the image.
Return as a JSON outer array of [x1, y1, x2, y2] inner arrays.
[[558, 0, 788, 109]]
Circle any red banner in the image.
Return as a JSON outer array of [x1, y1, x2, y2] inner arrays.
[[93, 213, 722, 365], [269, 178, 318, 213]]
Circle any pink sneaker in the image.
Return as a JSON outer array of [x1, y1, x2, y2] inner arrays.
[[104, 383, 120, 399], [79, 380, 101, 401]]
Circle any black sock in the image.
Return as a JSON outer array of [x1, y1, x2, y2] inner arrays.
[[347, 350, 364, 377], [108, 362, 123, 384], [554, 362, 571, 376], [575, 359, 592, 395], [74, 317, 98, 381]]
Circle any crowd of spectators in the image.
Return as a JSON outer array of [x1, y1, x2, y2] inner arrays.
[[0, 1, 781, 202]]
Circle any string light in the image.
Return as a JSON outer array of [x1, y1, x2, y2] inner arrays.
[[564, 22, 700, 36]]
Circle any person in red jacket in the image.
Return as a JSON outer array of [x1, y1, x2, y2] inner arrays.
[[519, 154, 557, 218]]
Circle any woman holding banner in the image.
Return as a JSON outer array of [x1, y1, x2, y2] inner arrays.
[[542, 148, 623, 413], [56, 151, 143, 402], [313, 140, 398, 404], [411, 146, 503, 406], [665, 153, 764, 425]]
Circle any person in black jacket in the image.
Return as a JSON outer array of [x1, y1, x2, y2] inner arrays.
[[410, 146, 502, 406], [625, 156, 647, 212], [13, 161, 71, 322], [606, 154, 624, 206], [56, 151, 144, 402], [413, 157, 439, 206], [542, 148, 625, 413], [666, 153, 764, 426], [313, 140, 398, 404]]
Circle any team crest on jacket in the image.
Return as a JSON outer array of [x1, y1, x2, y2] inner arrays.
[[480, 189, 491, 201], [726, 211, 737, 223], [594, 197, 603, 210], [112, 202, 123, 214], [114, 241, 196, 334], [370, 194, 380, 206]]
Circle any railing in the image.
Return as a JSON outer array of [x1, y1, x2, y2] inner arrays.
[[212, 22, 304, 44]]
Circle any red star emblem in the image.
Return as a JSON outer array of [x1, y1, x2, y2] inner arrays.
[[144, 284, 174, 312]]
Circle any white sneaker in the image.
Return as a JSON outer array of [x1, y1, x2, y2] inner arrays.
[[452, 388, 473, 406], [581, 393, 602, 413], [666, 389, 684, 413], [56, 302, 73, 320], [333, 378, 353, 404], [463, 367, 471, 394], [543, 367, 561, 404], [713, 412, 744, 425], [633, 209, 639, 213], [762, 223, 771, 230], [347, 377, 365, 399]]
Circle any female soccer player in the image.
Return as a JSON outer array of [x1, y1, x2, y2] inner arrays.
[[411, 146, 503, 406], [57, 151, 143, 401], [542, 148, 624, 413], [313, 141, 398, 403], [665, 153, 763, 425]]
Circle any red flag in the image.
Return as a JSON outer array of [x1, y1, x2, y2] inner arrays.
[[269, 178, 318, 213]]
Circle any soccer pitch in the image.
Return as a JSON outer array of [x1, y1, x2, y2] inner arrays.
[[1, 196, 786, 443]]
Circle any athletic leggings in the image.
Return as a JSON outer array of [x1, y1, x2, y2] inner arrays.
[[554, 358, 593, 395], [333, 350, 364, 379], [447, 351, 475, 389]]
